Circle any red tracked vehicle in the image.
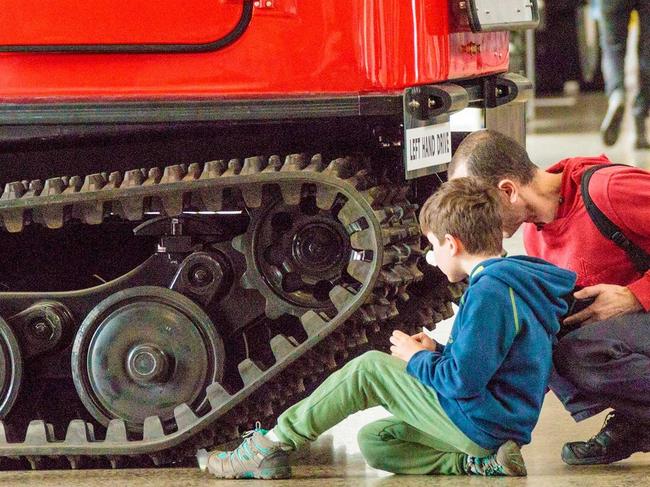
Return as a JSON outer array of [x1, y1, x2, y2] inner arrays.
[[0, 0, 536, 468]]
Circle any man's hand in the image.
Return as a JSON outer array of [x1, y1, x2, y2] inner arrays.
[[390, 330, 433, 362], [564, 284, 644, 326]]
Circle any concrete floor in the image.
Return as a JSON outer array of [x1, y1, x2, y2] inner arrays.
[[3, 92, 650, 485], [3, 394, 648, 486]]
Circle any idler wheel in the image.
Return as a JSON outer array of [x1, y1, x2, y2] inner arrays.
[[71, 286, 224, 432], [0, 317, 22, 418]]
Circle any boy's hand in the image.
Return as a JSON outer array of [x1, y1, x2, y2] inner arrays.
[[411, 331, 439, 352], [390, 330, 429, 362]]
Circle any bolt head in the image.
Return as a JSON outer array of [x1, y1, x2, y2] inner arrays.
[[194, 269, 209, 282], [127, 345, 169, 383], [408, 99, 421, 112], [30, 320, 54, 340], [190, 265, 215, 287]]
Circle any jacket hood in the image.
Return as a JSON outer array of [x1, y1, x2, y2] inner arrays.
[[548, 155, 612, 217], [549, 155, 612, 183], [469, 256, 577, 334]]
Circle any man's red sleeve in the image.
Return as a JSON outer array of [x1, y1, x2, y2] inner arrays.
[[597, 168, 650, 310]]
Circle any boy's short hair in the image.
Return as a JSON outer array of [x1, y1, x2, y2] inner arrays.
[[419, 177, 503, 255]]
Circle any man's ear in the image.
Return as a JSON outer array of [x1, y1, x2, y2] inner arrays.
[[497, 179, 519, 204]]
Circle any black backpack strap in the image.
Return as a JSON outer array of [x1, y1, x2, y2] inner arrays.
[[581, 164, 650, 273]]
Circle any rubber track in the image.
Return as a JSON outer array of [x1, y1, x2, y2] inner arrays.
[[0, 154, 443, 468]]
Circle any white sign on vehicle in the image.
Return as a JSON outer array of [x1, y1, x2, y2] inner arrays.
[[405, 122, 452, 172]]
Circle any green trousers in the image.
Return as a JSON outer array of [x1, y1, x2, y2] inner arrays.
[[274, 350, 491, 475]]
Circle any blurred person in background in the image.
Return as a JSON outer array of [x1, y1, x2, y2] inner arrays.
[[597, 0, 650, 149]]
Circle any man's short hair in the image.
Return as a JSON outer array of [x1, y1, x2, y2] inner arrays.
[[420, 177, 503, 255], [448, 129, 537, 186]]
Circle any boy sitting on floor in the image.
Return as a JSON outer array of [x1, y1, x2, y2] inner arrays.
[[198, 177, 576, 479]]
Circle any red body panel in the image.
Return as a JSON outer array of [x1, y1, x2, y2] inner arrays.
[[0, 1, 243, 45], [0, 0, 509, 100]]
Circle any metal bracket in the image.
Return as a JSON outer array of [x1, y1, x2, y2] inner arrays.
[[404, 84, 469, 122], [134, 216, 220, 254], [483, 73, 533, 108], [403, 84, 469, 180], [170, 252, 228, 306]]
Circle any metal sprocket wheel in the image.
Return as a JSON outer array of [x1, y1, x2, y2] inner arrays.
[[71, 286, 224, 433], [234, 186, 357, 320]]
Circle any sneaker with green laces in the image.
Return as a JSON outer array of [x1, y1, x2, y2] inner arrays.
[[465, 440, 527, 477], [196, 425, 291, 479]]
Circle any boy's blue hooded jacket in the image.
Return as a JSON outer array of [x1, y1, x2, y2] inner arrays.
[[406, 256, 576, 450]]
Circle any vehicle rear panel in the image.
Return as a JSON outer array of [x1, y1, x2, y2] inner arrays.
[[0, 0, 508, 100]]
